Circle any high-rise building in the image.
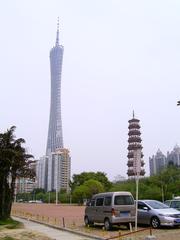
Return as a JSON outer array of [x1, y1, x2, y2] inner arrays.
[[46, 19, 64, 155], [127, 112, 145, 178], [149, 149, 166, 176], [167, 145, 180, 167], [37, 20, 71, 192], [47, 148, 71, 192], [36, 156, 48, 189], [149, 145, 180, 176]]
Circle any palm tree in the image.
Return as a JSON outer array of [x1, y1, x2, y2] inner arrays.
[[0, 126, 34, 220]]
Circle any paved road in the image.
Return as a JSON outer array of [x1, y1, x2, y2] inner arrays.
[[13, 217, 100, 240]]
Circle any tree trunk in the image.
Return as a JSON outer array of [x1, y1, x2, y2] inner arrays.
[[0, 174, 14, 220]]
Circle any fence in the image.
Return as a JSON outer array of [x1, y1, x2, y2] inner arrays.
[[105, 227, 153, 240], [11, 209, 83, 230]]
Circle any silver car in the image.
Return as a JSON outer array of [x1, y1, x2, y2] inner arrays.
[[137, 200, 180, 228]]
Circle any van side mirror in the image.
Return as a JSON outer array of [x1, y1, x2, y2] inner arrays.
[[143, 206, 149, 211]]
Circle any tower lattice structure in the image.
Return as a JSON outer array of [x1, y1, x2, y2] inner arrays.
[[46, 18, 64, 155]]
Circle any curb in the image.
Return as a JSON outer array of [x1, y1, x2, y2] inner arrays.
[[12, 216, 105, 240]]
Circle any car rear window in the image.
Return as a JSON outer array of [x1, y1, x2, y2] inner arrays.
[[114, 195, 134, 205]]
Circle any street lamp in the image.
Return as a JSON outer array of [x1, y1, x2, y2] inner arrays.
[[133, 149, 141, 232], [177, 101, 180, 106], [48, 191, 51, 203]]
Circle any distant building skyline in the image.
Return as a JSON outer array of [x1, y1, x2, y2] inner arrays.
[[149, 149, 166, 175], [149, 145, 180, 175]]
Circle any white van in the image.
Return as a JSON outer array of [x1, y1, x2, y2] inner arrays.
[[84, 191, 135, 230]]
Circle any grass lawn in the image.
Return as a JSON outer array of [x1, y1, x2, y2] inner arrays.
[[0, 218, 22, 229], [0, 219, 22, 240]]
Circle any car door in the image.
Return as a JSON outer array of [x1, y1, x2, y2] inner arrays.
[[137, 201, 151, 224], [95, 197, 104, 223], [86, 199, 96, 222]]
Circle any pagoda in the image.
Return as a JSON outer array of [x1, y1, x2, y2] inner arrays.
[[127, 112, 145, 178]]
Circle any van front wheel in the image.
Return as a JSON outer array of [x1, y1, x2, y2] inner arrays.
[[84, 216, 93, 226], [104, 218, 112, 231]]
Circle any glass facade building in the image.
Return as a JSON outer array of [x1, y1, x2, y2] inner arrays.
[[46, 21, 64, 155]]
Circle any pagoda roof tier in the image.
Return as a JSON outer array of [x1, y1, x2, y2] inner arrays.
[[127, 152, 144, 158], [127, 161, 133, 167], [128, 124, 140, 129], [141, 160, 145, 166], [128, 118, 140, 123], [127, 160, 145, 167], [127, 169, 145, 176], [128, 137, 142, 143], [127, 169, 135, 176], [127, 144, 143, 150], [128, 130, 141, 136], [140, 169, 145, 175]]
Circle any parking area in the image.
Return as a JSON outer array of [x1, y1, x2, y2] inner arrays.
[[12, 203, 180, 240]]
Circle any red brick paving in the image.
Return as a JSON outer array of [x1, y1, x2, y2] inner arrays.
[[12, 203, 85, 227], [13, 203, 85, 218]]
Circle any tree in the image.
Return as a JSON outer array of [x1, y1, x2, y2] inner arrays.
[[84, 179, 104, 198], [72, 185, 89, 204], [32, 188, 45, 194], [155, 166, 180, 200], [72, 179, 104, 204], [110, 166, 180, 201], [70, 171, 112, 192], [0, 126, 34, 220]]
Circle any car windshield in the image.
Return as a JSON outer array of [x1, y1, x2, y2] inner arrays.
[[145, 200, 169, 209]]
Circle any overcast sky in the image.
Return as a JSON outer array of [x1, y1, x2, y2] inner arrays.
[[1, 0, 180, 180]]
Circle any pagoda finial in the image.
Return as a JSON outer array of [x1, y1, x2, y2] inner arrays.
[[56, 17, 59, 46], [133, 110, 135, 119]]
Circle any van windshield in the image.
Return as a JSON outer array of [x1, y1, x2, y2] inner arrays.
[[114, 195, 134, 205]]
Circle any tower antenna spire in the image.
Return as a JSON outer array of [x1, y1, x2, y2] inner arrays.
[[56, 17, 59, 46]]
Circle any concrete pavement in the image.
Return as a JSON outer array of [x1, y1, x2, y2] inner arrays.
[[13, 216, 103, 240]]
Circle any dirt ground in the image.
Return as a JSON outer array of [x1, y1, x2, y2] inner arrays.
[[12, 203, 180, 240]]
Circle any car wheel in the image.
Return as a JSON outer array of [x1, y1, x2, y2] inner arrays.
[[84, 216, 90, 226], [151, 216, 160, 229], [104, 218, 112, 231]]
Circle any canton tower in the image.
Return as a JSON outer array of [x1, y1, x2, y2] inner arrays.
[[46, 19, 64, 155]]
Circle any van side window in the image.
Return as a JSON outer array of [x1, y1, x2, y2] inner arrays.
[[91, 200, 95, 206], [104, 196, 112, 206], [114, 195, 134, 205], [96, 197, 104, 206]]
